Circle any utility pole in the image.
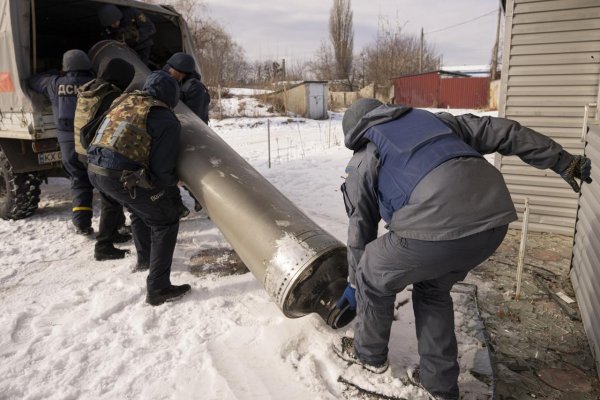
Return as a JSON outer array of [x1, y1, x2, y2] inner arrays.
[[490, 3, 502, 80], [419, 27, 424, 73], [282, 58, 286, 79]]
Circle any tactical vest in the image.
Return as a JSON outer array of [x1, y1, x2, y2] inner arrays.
[[365, 109, 482, 222], [73, 81, 121, 155], [91, 91, 168, 167]]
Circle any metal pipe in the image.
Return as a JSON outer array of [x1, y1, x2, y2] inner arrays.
[[89, 41, 355, 328]]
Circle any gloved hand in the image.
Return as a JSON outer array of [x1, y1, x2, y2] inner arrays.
[[336, 283, 356, 311], [561, 155, 592, 193]]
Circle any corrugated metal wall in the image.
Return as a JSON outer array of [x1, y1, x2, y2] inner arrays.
[[439, 77, 489, 109], [571, 121, 600, 378], [393, 72, 489, 108], [393, 73, 439, 107], [499, 0, 600, 235]]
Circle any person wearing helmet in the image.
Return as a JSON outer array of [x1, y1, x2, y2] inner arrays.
[[332, 99, 592, 399], [97, 4, 156, 65], [164, 52, 210, 124], [28, 49, 95, 235], [87, 70, 190, 306]]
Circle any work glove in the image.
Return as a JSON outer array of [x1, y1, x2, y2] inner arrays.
[[335, 283, 356, 311], [560, 155, 592, 193]]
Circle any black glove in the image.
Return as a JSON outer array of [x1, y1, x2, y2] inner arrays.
[[560, 155, 592, 193], [335, 283, 356, 311]]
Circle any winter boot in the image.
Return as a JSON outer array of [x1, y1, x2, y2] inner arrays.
[[94, 245, 129, 261], [111, 231, 132, 243], [75, 225, 94, 236], [146, 284, 191, 306], [406, 366, 458, 400], [333, 336, 389, 373]]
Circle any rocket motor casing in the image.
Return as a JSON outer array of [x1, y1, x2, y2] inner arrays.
[[89, 41, 355, 328]]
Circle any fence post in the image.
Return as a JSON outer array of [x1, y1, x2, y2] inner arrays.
[[267, 119, 271, 168]]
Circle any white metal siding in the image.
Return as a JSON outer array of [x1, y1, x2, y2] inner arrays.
[[499, 0, 600, 235], [571, 121, 600, 378]]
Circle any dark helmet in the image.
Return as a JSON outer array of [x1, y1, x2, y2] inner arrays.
[[62, 49, 92, 72], [166, 52, 196, 74], [143, 70, 180, 109], [99, 58, 135, 91], [98, 4, 122, 27], [342, 98, 384, 135]]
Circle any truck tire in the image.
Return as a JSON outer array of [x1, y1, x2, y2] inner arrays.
[[0, 147, 42, 220]]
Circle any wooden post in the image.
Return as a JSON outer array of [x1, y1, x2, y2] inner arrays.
[[267, 119, 271, 168], [515, 198, 530, 300], [217, 84, 223, 120]]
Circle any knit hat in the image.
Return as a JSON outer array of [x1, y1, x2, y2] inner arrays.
[[166, 52, 196, 74], [98, 4, 122, 27]]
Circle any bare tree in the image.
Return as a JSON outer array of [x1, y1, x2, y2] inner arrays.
[[361, 17, 439, 86], [150, 0, 251, 86], [308, 41, 336, 81], [329, 0, 354, 81]]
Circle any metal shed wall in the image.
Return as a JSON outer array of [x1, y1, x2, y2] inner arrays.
[[571, 121, 600, 378], [499, 0, 600, 235], [439, 77, 489, 109], [393, 72, 489, 109], [393, 72, 439, 107]]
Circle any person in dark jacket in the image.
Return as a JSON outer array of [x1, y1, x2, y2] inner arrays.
[[332, 99, 592, 399], [164, 52, 210, 124], [164, 52, 211, 212], [74, 58, 136, 261], [87, 70, 190, 306], [28, 49, 95, 235], [97, 4, 156, 65]]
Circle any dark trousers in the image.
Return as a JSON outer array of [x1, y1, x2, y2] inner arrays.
[[89, 171, 180, 291], [58, 137, 93, 228], [95, 191, 126, 251], [354, 225, 508, 398]]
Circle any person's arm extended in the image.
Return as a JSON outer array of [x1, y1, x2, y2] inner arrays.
[[344, 143, 380, 285], [148, 109, 181, 187]]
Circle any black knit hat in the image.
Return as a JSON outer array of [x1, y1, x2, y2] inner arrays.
[[98, 4, 122, 27], [342, 98, 384, 135], [166, 52, 196, 74], [99, 58, 135, 91]]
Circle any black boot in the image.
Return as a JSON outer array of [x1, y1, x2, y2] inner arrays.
[[131, 260, 149, 273], [111, 231, 132, 243], [94, 245, 129, 261], [146, 284, 191, 306]]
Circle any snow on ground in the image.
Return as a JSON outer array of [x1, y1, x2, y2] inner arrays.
[[0, 98, 497, 400]]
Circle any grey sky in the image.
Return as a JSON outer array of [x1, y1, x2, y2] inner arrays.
[[201, 0, 502, 66]]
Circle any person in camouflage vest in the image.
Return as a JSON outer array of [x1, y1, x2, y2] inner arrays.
[[74, 58, 135, 261], [87, 70, 190, 306]]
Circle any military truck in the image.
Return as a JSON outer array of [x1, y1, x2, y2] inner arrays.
[[0, 0, 198, 219]]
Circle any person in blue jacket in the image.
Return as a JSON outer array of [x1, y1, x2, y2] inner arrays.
[[28, 49, 95, 235], [332, 99, 592, 400], [97, 4, 156, 65], [87, 70, 190, 306]]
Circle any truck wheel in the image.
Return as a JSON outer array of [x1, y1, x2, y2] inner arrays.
[[0, 147, 42, 220]]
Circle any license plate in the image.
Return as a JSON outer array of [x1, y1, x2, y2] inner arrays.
[[38, 150, 62, 164]]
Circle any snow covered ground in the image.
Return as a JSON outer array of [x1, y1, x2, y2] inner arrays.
[[0, 95, 498, 400]]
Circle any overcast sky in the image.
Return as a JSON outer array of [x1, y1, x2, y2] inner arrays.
[[200, 0, 503, 67]]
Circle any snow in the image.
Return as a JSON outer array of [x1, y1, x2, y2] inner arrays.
[[0, 97, 497, 400]]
